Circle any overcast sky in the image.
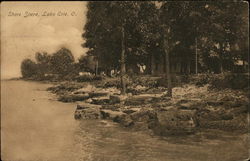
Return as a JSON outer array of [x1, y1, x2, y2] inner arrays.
[[1, 1, 88, 79]]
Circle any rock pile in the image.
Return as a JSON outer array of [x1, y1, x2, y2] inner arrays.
[[73, 84, 248, 135], [48, 81, 248, 135]]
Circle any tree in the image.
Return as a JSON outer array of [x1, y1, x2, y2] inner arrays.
[[82, 1, 248, 92], [197, 2, 248, 73], [50, 48, 75, 76], [21, 59, 38, 78], [35, 52, 51, 76], [78, 54, 97, 74], [83, 2, 141, 94]]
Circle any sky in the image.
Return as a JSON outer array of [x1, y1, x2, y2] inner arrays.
[[1, 1, 88, 79]]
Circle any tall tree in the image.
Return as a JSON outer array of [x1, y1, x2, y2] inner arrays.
[[21, 59, 38, 78], [198, 1, 248, 73], [83, 2, 141, 94], [50, 48, 75, 76]]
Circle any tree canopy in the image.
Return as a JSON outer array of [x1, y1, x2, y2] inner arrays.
[[82, 1, 248, 74], [20, 47, 76, 79]]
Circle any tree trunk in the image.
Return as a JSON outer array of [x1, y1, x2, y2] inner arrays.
[[151, 53, 155, 75], [163, 27, 172, 97], [120, 25, 126, 95], [220, 61, 223, 73], [220, 43, 225, 73], [219, 46, 224, 74], [95, 60, 98, 76], [187, 61, 191, 74], [195, 37, 198, 74], [243, 60, 246, 72]]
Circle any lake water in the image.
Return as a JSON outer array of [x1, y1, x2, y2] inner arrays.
[[1, 80, 249, 161]]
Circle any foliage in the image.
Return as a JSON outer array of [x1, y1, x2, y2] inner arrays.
[[21, 59, 38, 78], [35, 52, 52, 76], [50, 48, 75, 76], [82, 1, 248, 74], [78, 55, 96, 73], [21, 47, 76, 79]]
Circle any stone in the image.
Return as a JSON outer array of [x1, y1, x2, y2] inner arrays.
[[100, 109, 126, 121], [153, 109, 197, 135], [101, 104, 121, 110], [197, 114, 248, 131], [73, 85, 96, 94], [179, 102, 193, 109], [58, 93, 89, 102], [130, 108, 156, 122], [119, 115, 134, 127], [109, 95, 128, 104], [118, 108, 157, 129], [160, 106, 177, 111], [74, 103, 102, 120], [89, 92, 109, 98], [125, 94, 164, 106], [207, 101, 224, 106], [85, 98, 93, 103], [122, 107, 141, 114], [127, 93, 133, 97], [229, 106, 248, 115], [91, 96, 110, 105], [77, 103, 102, 110], [128, 108, 157, 130]]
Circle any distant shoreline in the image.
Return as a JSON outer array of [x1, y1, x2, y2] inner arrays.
[[0, 77, 59, 85], [1, 77, 22, 81]]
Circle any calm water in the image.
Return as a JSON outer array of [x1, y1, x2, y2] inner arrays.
[[1, 80, 249, 161]]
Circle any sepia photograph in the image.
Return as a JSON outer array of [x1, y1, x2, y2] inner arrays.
[[1, 1, 249, 161]]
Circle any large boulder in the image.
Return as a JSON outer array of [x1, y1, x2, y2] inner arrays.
[[118, 108, 157, 130], [130, 108, 158, 130], [153, 109, 197, 135], [124, 94, 163, 106], [74, 103, 101, 120], [197, 114, 248, 132], [109, 95, 128, 104], [100, 109, 126, 122], [176, 98, 204, 110], [118, 115, 134, 127], [58, 93, 89, 102]]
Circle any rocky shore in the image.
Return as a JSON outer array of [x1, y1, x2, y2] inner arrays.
[[47, 77, 249, 136]]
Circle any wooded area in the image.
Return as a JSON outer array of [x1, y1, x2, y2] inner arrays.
[[82, 1, 248, 95], [21, 1, 248, 96]]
